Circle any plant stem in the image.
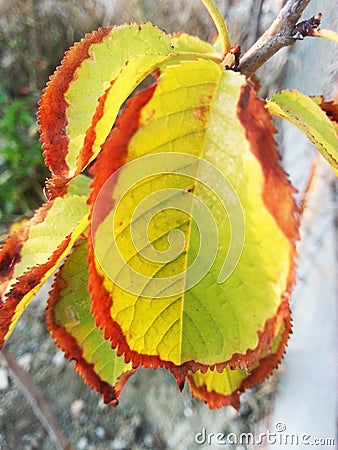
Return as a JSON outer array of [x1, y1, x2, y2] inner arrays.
[[237, 0, 312, 77], [200, 0, 231, 55], [312, 28, 338, 43], [2, 345, 71, 450]]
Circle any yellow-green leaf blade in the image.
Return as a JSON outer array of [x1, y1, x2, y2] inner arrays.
[[39, 24, 173, 178], [170, 33, 218, 55], [89, 59, 298, 380], [0, 184, 89, 347], [47, 241, 134, 405], [266, 90, 338, 174], [187, 301, 290, 409]]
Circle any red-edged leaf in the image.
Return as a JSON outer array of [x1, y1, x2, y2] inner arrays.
[[47, 240, 134, 405], [0, 178, 89, 347], [87, 60, 299, 386], [266, 91, 338, 175], [38, 24, 219, 189]]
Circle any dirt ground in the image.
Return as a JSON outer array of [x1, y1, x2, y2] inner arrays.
[[0, 285, 277, 450]]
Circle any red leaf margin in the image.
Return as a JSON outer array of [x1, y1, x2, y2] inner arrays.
[[317, 96, 338, 125], [238, 83, 300, 248], [89, 251, 292, 388], [46, 243, 135, 406], [0, 197, 88, 348], [187, 295, 291, 410], [236, 81, 300, 376], [0, 218, 39, 298], [38, 27, 113, 180], [0, 203, 55, 346]]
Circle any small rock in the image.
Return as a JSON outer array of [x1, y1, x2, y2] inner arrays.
[[239, 401, 253, 417], [79, 414, 88, 426], [183, 406, 193, 418], [76, 436, 88, 450], [97, 398, 107, 410], [95, 426, 106, 439], [143, 433, 153, 448], [0, 367, 9, 390], [225, 405, 239, 420], [52, 350, 66, 367], [130, 414, 141, 428], [112, 437, 128, 449], [71, 399, 85, 418], [17, 353, 32, 371]]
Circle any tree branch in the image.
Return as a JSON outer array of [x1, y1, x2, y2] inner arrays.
[[1, 345, 71, 450], [237, 0, 312, 77]]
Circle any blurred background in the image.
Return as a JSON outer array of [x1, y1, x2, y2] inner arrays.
[[0, 1, 337, 449]]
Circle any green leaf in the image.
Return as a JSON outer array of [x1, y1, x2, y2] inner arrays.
[[88, 59, 299, 382], [170, 33, 217, 55], [312, 97, 338, 134], [0, 189, 89, 347], [266, 90, 338, 174], [66, 174, 92, 197], [47, 240, 134, 405], [38, 24, 220, 181]]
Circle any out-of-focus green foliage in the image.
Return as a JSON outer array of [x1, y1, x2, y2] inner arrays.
[[0, 91, 46, 223]]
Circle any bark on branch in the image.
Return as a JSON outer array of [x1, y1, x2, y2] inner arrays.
[[237, 0, 312, 77]]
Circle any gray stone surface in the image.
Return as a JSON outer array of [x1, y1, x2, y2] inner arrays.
[[265, 1, 338, 448]]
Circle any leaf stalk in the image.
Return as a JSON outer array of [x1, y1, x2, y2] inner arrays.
[[312, 28, 338, 43], [200, 0, 231, 55]]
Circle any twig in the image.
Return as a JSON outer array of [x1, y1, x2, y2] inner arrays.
[[237, 0, 312, 77], [1, 345, 71, 450]]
